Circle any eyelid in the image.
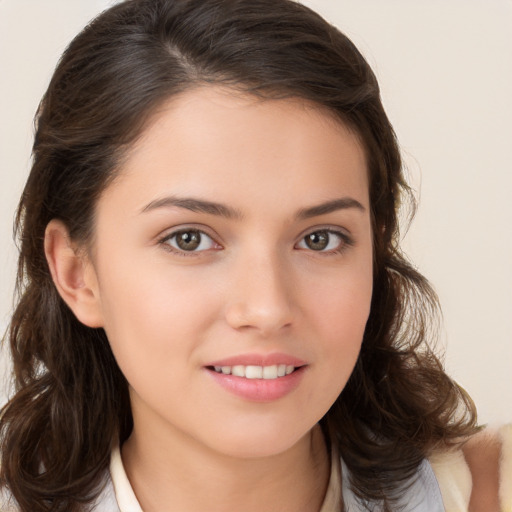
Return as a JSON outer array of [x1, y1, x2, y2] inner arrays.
[[300, 224, 353, 239]]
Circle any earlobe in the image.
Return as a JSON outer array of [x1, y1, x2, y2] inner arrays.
[[44, 219, 104, 328]]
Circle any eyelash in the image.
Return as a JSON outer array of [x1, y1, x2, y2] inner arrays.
[[158, 227, 354, 257], [158, 228, 221, 257], [297, 229, 354, 255]]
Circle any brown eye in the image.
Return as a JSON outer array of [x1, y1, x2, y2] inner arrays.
[[305, 231, 330, 251], [175, 231, 201, 251], [164, 229, 216, 253], [297, 229, 349, 253]]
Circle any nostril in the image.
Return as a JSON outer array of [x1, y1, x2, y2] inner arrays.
[[224, 301, 294, 335]]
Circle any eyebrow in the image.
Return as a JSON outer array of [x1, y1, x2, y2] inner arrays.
[[141, 195, 365, 220], [141, 196, 242, 219], [296, 197, 365, 219]]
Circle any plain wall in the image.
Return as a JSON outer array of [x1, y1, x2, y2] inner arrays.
[[1, 0, 511, 424]]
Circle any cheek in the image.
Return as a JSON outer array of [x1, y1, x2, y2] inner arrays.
[[306, 258, 373, 337], [291, 275, 372, 428], [316, 285, 370, 371], [306, 259, 373, 380], [95, 257, 222, 376]]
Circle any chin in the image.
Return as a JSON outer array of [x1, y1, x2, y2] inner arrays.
[[203, 422, 315, 460]]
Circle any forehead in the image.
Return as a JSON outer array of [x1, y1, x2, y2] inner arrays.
[[102, 86, 369, 215]]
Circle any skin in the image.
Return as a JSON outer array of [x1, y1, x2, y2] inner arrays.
[[464, 430, 501, 512], [45, 87, 373, 511]]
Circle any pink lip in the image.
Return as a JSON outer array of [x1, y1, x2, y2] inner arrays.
[[204, 353, 308, 403], [206, 352, 307, 368]]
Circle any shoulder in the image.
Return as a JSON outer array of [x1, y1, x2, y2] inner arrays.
[[429, 424, 512, 512]]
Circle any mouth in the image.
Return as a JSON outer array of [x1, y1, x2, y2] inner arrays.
[[207, 364, 299, 380], [204, 353, 307, 401], [205, 362, 307, 402]]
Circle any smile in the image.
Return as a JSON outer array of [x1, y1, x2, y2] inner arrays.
[[212, 364, 296, 379], [207, 364, 306, 402]]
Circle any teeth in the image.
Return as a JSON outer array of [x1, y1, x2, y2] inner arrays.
[[212, 364, 297, 379], [232, 365, 245, 377], [245, 365, 263, 379], [262, 365, 277, 379]]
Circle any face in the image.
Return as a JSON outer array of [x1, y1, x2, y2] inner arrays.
[[87, 87, 373, 459]]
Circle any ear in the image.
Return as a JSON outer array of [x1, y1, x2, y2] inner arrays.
[[44, 219, 104, 328]]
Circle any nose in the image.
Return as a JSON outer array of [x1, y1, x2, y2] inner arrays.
[[224, 251, 294, 336]]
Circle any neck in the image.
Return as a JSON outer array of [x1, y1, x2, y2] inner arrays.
[[121, 422, 330, 512]]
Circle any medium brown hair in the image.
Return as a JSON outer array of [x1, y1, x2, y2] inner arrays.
[[0, 0, 477, 510]]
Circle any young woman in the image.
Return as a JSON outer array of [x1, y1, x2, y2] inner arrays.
[[0, 0, 509, 511]]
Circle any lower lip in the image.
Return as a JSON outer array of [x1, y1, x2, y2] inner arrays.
[[206, 366, 307, 402]]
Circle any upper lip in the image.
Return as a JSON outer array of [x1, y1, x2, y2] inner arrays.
[[206, 352, 307, 368]]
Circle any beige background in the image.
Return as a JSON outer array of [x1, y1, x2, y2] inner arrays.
[[1, 0, 511, 424]]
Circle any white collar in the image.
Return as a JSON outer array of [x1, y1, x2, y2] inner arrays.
[[109, 445, 143, 512]]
